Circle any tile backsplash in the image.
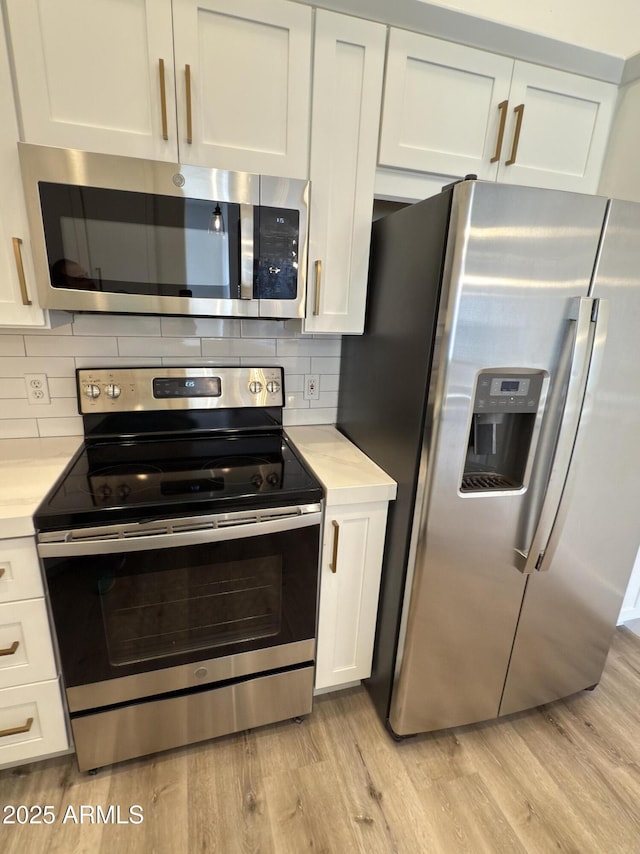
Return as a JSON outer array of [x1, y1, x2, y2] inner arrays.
[[0, 313, 341, 439]]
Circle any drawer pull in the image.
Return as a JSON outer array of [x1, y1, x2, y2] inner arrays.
[[0, 567, 5, 579], [505, 104, 525, 166], [0, 640, 19, 657], [12, 238, 32, 306], [159, 58, 169, 140], [330, 520, 340, 573], [185, 64, 193, 144], [490, 100, 508, 163], [0, 717, 33, 738]]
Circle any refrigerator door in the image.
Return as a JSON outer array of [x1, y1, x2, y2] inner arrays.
[[389, 181, 608, 735], [500, 198, 640, 716]]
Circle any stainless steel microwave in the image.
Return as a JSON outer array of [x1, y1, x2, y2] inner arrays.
[[18, 143, 309, 319]]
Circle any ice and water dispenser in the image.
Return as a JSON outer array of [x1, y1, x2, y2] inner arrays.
[[461, 370, 545, 492]]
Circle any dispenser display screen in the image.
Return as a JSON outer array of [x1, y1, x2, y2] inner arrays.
[[490, 378, 530, 397]]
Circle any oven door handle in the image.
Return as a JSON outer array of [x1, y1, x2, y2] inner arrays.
[[37, 509, 322, 558]]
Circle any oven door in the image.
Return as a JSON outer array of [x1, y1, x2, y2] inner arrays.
[[38, 504, 321, 713]]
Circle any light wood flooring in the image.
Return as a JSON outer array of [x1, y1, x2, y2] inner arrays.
[[2, 626, 640, 853]]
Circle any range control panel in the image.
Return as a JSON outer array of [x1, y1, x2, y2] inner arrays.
[[76, 366, 284, 414], [473, 370, 545, 414]]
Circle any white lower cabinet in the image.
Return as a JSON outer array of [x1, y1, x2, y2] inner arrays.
[[315, 501, 389, 691], [0, 680, 68, 767], [0, 535, 68, 768]]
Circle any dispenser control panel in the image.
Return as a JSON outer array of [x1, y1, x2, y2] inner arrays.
[[474, 371, 544, 413]]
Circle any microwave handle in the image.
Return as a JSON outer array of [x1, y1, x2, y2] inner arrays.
[[239, 204, 254, 300]]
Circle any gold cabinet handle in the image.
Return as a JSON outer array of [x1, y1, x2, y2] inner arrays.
[[313, 260, 322, 316], [505, 104, 525, 166], [0, 567, 5, 579], [490, 100, 509, 163], [158, 58, 169, 141], [12, 238, 32, 306], [185, 64, 193, 144], [330, 520, 340, 573], [0, 717, 33, 739], [0, 640, 19, 657]]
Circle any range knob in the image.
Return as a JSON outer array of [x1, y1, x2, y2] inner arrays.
[[267, 472, 280, 486], [105, 383, 122, 399], [266, 380, 281, 394], [83, 383, 101, 399], [249, 380, 263, 394], [98, 484, 112, 498], [251, 473, 264, 488]]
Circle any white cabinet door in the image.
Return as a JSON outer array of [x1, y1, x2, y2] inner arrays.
[[172, 0, 312, 176], [315, 502, 389, 691], [497, 62, 618, 193], [304, 11, 385, 334], [0, 10, 47, 328], [378, 30, 514, 180], [5, 0, 177, 161]]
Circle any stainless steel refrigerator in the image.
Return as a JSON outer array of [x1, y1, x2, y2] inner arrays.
[[337, 179, 640, 736]]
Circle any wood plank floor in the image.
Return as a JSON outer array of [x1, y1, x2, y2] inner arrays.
[[2, 626, 640, 853]]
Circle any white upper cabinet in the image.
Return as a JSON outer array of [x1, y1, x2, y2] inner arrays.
[[5, 0, 312, 177], [0, 10, 47, 328], [5, 0, 176, 162], [172, 0, 311, 177], [304, 11, 386, 334], [379, 29, 617, 194], [379, 30, 513, 181], [498, 61, 617, 193]]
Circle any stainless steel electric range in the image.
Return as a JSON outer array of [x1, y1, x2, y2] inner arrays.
[[34, 366, 323, 772]]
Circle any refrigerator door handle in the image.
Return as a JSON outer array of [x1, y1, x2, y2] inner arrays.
[[514, 296, 596, 574], [535, 298, 610, 572]]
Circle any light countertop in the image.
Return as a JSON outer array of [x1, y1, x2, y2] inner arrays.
[[286, 425, 397, 506], [0, 437, 82, 538]]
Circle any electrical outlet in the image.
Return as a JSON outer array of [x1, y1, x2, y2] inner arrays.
[[25, 373, 51, 405], [304, 374, 320, 401]]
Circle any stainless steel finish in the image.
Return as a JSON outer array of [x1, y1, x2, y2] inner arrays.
[[18, 143, 305, 319], [389, 181, 609, 735], [513, 297, 595, 574], [240, 203, 255, 299], [66, 639, 315, 712], [259, 175, 309, 320], [71, 666, 314, 771], [37, 503, 322, 558], [499, 199, 640, 715], [75, 366, 284, 413]]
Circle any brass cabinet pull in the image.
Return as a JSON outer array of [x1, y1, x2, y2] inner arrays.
[[185, 64, 193, 144], [490, 100, 508, 163], [330, 520, 340, 573], [11, 238, 32, 306], [0, 640, 19, 657], [0, 717, 33, 739], [313, 260, 322, 316], [505, 103, 525, 166], [158, 58, 169, 140], [0, 567, 5, 579]]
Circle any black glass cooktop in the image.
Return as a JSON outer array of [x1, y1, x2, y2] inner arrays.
[[35, 431, 322, 532]]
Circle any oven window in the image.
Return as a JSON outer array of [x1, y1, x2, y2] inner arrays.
[[101, 555, 282, 666], [43, 523, 319, 688], [38, 182, 241, 300]]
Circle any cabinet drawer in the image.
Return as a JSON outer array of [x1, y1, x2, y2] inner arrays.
[[0, 679, 68, 768], [0, 538, 44, 603], [0, 599, 56, 689]]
